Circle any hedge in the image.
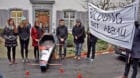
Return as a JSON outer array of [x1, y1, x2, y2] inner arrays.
[[67, 33, 74, 47]]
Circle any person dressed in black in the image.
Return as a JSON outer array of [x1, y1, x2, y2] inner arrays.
[[87, 31, 97, 62], [18, 17, 30, 63], [56, 19, 68, 60], [3, 18, 18, 65], [119, 21, 140, 78], [0, 72, 3, 78], [72, 19, 86, 60]]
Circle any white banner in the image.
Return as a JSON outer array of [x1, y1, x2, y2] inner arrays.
[[88, 2, 139, 49]]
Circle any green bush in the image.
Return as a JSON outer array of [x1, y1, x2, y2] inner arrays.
[[67, 33, 74, 47], [67, 48, 75, 54], [0, 28, 3, 37], [0, 28, 3, 32], [96, 39, 108, 51]]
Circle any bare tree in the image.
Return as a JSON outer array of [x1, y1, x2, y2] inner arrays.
[[82, 0, 112, 10], [82, 0, 133, 10], [119, 0, 133, 7]]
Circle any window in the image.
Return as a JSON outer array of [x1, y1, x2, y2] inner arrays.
[[11, 10, 23, 26], [64, 11, 75, 30]]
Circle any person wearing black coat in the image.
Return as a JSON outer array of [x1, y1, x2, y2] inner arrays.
[[119, 21, 140, 78], [18, 17, 30, 63], [87, 32, 97, 62], [3, 18, 18, 65], [72, 19, 86, 60], [56, 19, 68, 59], [0, 72, 3, 78]]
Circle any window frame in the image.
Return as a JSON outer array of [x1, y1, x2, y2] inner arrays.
[[10, 9, 23, 26], [63, 10, 76, 31]]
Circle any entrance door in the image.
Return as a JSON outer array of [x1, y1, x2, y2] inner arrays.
[[35, 10, 50, 32]]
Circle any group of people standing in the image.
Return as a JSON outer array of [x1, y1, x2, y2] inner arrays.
[[56, 19, 97, 62], [2, 17, 31, 64], [2, 17, 48, 64], [2, 17, 97, 64], [1, 16, 140, 78]]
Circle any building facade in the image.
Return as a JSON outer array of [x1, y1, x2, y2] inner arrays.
[[0, 0, 88, 32], [0, 0, 139, 32]]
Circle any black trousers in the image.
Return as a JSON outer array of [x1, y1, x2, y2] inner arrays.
[[34, 46, 39, 60], [124, 56, 139, 78], [7, 46, 16, 62], [87, 42, 96, 59], [0, 72, 3, 78], [20, 39, 29, 59], [59, 41, 67, 58]]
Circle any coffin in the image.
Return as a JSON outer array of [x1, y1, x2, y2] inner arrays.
[[39, 34, 55, 72]]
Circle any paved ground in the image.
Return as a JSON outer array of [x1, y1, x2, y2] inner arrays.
[[0, 54, 140, 78]]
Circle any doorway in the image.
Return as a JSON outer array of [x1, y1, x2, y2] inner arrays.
[[35, 10, 50, 32]]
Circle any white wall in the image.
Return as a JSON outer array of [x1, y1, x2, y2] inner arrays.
[[52, 0, 86, 29], [0, 0, 33, 25], [54, 0, 86, 11]]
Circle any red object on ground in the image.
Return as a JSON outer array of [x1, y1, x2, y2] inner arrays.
[[77, 72, 82, 78], [81, 52, 87, 58], [25, 70, 30, 78], [59, 68, 64, 73]]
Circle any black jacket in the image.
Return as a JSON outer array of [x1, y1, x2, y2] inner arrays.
[[87, 33, 97, 44], [18, 26, 30, 40], [126, 27, 140, 59], [72, 25, 85, 44], [56, 25, 68, 41], [131, 28, 140, 58], [3, 26, 17, 47]]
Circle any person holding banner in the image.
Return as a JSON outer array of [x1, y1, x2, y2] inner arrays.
[[119, 21, 140, 78], [87, 31, 97, 62], [72, 19, 86, 60]]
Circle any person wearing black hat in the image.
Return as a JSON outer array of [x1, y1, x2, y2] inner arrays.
[[72, 19, 86, 60], [119, 21, 140, 78]]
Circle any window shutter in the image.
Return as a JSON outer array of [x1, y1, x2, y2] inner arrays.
[[56, 11, 63, 26], [23, 10, 28, 19], [0, 10, 9, 28]]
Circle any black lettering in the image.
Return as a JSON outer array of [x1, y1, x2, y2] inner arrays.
[[104, 25, 108, 32], [111, 13, 116, 23], [120, 28, 126, 37], [110, 26, 116, 35], [91, 21, 99, 29], [103, 13, 108, 21], [116, 13, 123, 24]]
